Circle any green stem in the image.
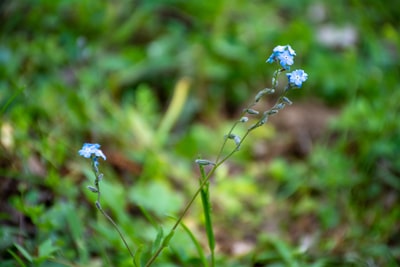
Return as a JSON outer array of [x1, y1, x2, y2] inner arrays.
[[145, 163, 219, 267], [145, 127, 254, 267], [145, 68, 289, 267], [91, 160, 136, 265], [95, 201, 136, 263]]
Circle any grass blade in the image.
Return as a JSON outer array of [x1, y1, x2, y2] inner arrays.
[[199, 165, 216, 266]]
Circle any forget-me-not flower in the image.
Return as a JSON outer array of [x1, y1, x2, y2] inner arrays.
[[79, 143, 106, 160], [286, 69, 308, 88], [277, 50, 294, 69], [266, 45, 296, 70]]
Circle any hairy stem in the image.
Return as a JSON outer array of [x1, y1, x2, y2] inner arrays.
[[95, 201, 136, 262], [145, 68, 289, 266], [91, 159, 136, 265]]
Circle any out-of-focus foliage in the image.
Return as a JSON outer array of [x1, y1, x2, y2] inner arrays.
[[1, 0, 399, 266]]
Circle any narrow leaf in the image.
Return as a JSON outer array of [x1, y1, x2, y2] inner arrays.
[[7, 249, 27, 267], [179, 220, 208, 267], [134, 244, 144, 267], [161, 230, 175, 248], [199, 165, 216, 253], [151, 227, 164, 254], [14, 244, 32, 262]]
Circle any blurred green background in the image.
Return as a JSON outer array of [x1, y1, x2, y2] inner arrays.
[[1, 0, 399, 266]]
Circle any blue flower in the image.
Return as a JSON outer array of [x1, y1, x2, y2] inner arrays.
[[79, 143, 106, 160], [266, 45, 296, 70], [286, 69, 308, 88], [277, 50, 294, 69]]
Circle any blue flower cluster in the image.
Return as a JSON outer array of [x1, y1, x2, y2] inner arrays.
[[267, 45, 308, 88], [78, 143, 106, 160], [266, 45, 296, 70]]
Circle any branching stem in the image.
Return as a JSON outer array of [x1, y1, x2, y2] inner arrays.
[[145, 68, 290, 267]]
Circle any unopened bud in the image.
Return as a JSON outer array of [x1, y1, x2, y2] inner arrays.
[[227, 134, 241, 147], [195, 159, 215, 166], [246, 109, 259, 115], [275, 103, 285, 110], [240, 117, 249, 123], [95, 201, 102, 210], [255, 88, 275, 102], [233, 136, 241, 146], [87, 186, 98, 193], [282, 97, 292, 105], [268, 109, 279, 115]]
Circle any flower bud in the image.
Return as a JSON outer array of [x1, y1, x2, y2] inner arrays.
[[275, 103, 285, 110], [240, 117, 249, 123], [267, 110, 279, 115], [227, 134, 241, 147], [255, 88, 275, 102], [87, 186, 98, 193], [233, 136, 241, 146], [195, 159, 215, 166], [282, 97, 293, 105], [246, 109, 259, 115]]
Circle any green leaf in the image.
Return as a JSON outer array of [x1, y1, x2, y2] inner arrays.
[[178, 220, 208, 267], [268, 237, 298, 267], [13, 244, 32, 263], [134, 244, 144, 267], [7, 249, 27, 267], [38, 239, 59, 260], [151, 227, 164, 254], [199, 165, 216, 265], [161, 230, 175, 248], [156, 77, 190, 147]]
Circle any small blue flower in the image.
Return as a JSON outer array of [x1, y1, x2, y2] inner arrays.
[[266, 45, 296, 70], [277, 50, 294, 70], [79, 143, 106, 160], [286, 69, 308, 88]]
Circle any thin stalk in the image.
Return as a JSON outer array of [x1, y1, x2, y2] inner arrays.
[[145, 68, 289, 267], [91, 159, 136, 265], [145, 120, 254, 267], [95, 201, 135, 262], [144, 163, 219, 267]]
